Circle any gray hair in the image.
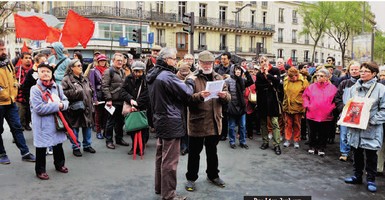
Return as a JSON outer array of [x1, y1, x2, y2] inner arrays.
[[158, 47, 177, 60], [112, 52, 123, 61], [318, 68, 330, 77], [65, 59, 81, 75]]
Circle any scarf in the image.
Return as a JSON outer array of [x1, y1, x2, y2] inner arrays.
[[42, 79, 55, 89], [96, 65, 108, 75], [0, 58, 9, 68]]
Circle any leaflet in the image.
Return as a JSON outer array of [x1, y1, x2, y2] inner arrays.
[[204, 80, 225, 102]]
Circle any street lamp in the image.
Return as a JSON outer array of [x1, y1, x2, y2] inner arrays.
[[371, 24, 376, 62], [233, 3, 251, 54]]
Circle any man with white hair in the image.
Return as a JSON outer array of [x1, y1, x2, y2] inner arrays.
[[183, 53, 197, 72], [146, 47, 193, 200]]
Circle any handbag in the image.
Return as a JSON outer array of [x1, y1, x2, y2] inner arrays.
[[122, 82, 142, 116], [248, 87, 257, 104], [337, 83, 376, 130], [124, 111, 149, 132], [69, 101, 85, 110], [54, 113, 66, 131]]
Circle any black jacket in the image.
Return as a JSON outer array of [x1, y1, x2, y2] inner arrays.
[[255, 67, 281, 117], [120, 74, 149, 111], [146, 59, 194, 139]]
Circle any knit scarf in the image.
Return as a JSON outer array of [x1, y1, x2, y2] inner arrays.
[[42, 79, 55, 89], [96, 65, 108, 75]]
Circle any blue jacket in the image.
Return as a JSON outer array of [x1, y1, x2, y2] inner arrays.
[[146, 59, 193, 139], [30, 79, 69, 148], [347, 78, 385, 150], [52, 42, 71, 85]]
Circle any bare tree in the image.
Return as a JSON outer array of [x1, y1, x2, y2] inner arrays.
[[0, 2, 19, 37]]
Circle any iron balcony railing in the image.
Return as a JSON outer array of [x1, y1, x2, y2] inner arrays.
[[198, 45, 207, 50], [219, 45, 228, 51], [48, 6, 275, 32], [249, 48, 256, 53], [235, 47, 242, 52]]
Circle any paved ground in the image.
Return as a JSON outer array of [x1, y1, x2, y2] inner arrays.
[[1, 123, 385, 200]]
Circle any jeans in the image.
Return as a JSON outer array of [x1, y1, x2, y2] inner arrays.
[[339, 125, 350, 156], [0, 103, 30, 156], [71, 127, 92, 150], [228, 114, 246, 145], [16, 102, 31, 127]]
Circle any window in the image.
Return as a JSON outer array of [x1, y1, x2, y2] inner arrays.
[[156, 29, 165, 45], [304, 50, 309, 62], [176, 33, 187, 49], [199, 3, 207, 18], [261, 37, 266, 52], [235, 35, 241, 51], [292, 30, 297, 43], [305, 33, 310, 44], [125, 25, 148, 42], [219, 6, 226, 22], [156, 1, 164, 13], [262, 11, 267, 25], [315, 51, 318, 63], [199, 32, 207, 49], [220, 34, 227, 50], [321, 52, 324, 63], [178, 1, 187, 21], [278, 28, 283, 42], [292, 10, 298, 24], [251, 10, 255, 26], [262, 1, 268, 8], [250, 36, 255, 50], [291, 50, 297, 62], [277, 49, 283, 58], [278, 8, 284, 22], [98, 23, 123, 40]]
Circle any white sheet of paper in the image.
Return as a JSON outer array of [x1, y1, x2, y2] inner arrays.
[[204, 80, 225, 102], [93, 101, 105, 105], [104, 104, 115, 115]]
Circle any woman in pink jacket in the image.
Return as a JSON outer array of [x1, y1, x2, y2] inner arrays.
[[302, 68, 337, 156]]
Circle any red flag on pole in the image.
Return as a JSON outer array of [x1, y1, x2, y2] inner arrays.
[[61, 10, 95, 48], [287, 57, 293, 67], [14, 14, 49, 40], [46, 27, 61, 43]]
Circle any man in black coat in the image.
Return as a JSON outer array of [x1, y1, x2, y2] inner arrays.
[[256, 56, 282, 155]]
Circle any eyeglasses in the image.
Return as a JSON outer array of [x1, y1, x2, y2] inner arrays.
[[359, 70, 372, 74], [316, 75, 325, 78], [115, 60, 123, 62], [260, 60, 267, 63], [327, 60, 333, 62]]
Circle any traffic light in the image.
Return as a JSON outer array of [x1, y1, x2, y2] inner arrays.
[[182, 12, 194, 34], [133, 28, 142, 43]]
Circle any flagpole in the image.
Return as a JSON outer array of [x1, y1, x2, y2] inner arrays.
[[59, 32, 63, 42]]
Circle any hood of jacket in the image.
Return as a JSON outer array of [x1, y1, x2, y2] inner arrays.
[[52, 42, 65, 61]]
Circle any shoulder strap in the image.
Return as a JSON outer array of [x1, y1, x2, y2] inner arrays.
[[365, 82, 377, 98], [56, 58, 66, 69]]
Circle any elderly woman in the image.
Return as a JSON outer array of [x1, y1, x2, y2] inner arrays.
[[302, 68, 337, 156], [30, 62, 70, 180], [89, 54, 109, 139], [120, 61, 150, 155], [344, 62, 385, 193], [282, 67, 309, 149], [334, 61, 361, 161], [61, 59, 95, 157]]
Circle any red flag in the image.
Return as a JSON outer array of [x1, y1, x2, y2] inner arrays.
[[14, 14, 49, 40], [61, 10, 95, 48], [46, 27, 61, 43], [21, 41, 29, 53], [287, 57, 293, 67]]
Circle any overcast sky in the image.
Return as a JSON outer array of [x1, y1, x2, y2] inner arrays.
[[369, 1, 385, 31]]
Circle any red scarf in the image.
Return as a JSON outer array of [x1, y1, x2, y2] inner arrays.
[[42, 79, 54, 89], [96, 65, 108, 75]]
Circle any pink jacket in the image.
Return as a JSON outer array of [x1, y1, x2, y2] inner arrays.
[[302, 81, 337, 122]]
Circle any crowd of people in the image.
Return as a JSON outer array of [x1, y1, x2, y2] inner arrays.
[[1, 38, 385, 199]]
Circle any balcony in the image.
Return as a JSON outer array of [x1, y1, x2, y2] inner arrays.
[[48, 6, 275, 32], [278, 37, 283, 43], [304, 58, 310, 62], [291, 57, 298, 62], [219, 45, 228, 51], [249, 48, 257, 53], [315, 59, 319, 63], [155, 42, 167, 47], [292, 18, 298, 24], [261, 1, 268, 9], [198, 45, 207, 50], [235, 47, 242, 52], [292, 39, 297, 43]]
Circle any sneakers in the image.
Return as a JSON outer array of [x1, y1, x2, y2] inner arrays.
[[318, 149, 325, 156], [308, 148, 315, 154], [0, 155, 11, 165], [22, 153, 36, 162], [83, 147, 96, 153], [185, 180, 196, 192], [46, 147, 53, 155], [96, 133, 104, 139], [294, 142, 300, 149], [367, 181, 377, 193], [73, 149, 82, 157], [208, 177, 225, 188], [339, 155, 348, 162], [344, 176, 362, 184], [283, 140, 290, 147]]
